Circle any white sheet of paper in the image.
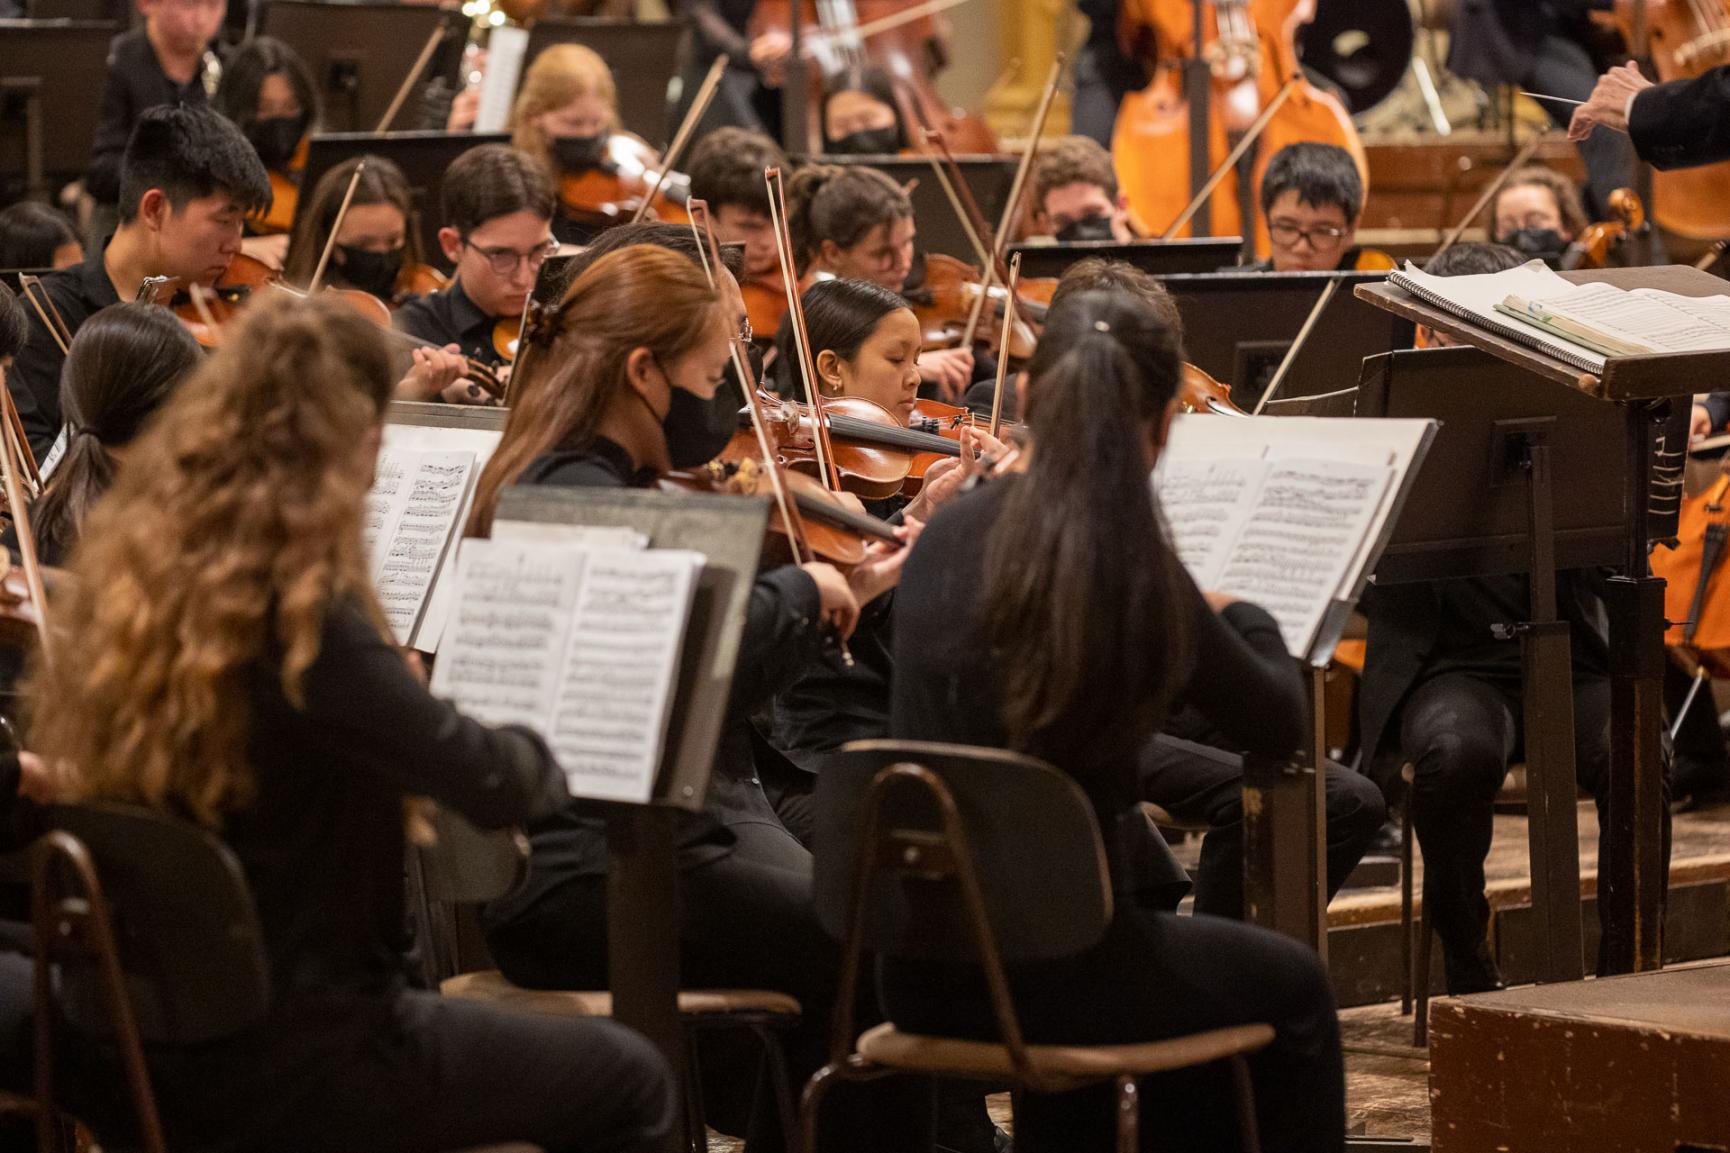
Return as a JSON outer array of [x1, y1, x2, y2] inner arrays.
[[492, 520, 650, 550], [1531, 281, 1730, 353], [367, 450, 476, 644], [1159, 457, 1269, 588], [1394, 259, 1607, 369]]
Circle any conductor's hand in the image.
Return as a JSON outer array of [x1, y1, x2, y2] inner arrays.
[[1569, 62, 1652, 141], [801, 561, 862, 642]]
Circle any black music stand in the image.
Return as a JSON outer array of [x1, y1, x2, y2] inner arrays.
[[257, 1, 466, 133], [793, 153, 1019, 263], [1007, 237, 1244, 279], [1356, 265, 1721, 977], [524, 18, 685, 147], [491, 485, 765, 1135], [292, 131, 511, 275], [0, 20, 117, 196], [1158, 270, 1411, 413]]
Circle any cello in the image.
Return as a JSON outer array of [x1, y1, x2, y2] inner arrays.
[[1111, 0, 1366, 256]]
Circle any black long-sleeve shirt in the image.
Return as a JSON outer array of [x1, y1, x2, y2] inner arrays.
[[395, 280, 511, 371], [227, 599, 568, 998], [86, 28, 218, 205], [889, 476, 1305, 890], [7, 244, 121, 460], [481, 437, 824, 930]]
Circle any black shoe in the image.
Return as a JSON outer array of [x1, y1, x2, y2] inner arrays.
[[1442, 938, 1505, 996]]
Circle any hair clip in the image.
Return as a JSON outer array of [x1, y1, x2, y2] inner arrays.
[[527, 303, 563, 348], [1093, 320, 1112, 333]]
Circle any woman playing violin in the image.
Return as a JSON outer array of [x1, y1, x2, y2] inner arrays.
[[214, 36, 319, 268], [511, 44, 685, 244], [284, 156, 439, 306]]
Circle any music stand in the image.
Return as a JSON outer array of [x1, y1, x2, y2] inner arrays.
[[258, 1, 466, 133], [0, 20, 118, 194], [524, 18, 685, 147], [1007, 237, 1244, 279], [1158, 270, 1410, 413], [793, 153, 1019, 264], [293, 131, 511, 275]]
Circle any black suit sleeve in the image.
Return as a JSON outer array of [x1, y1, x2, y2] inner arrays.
[[298, 604, 571, 829], [727, 563, 823, 710], [1629, 65, 1730, 171], [1178, 577, 1308, 760]]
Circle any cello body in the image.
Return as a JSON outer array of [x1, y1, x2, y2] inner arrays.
[[1611, 0, 1730, 239], [1110, 0, 1366, 254]]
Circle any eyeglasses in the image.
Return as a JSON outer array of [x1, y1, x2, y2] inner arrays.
[[1269, 222, 1348, 251], [462, 237, 559, 277]]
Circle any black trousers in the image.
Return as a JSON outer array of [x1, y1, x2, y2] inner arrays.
[[1139, 735, 1387, 919], [484, 816, 931, 1153], [1389, 671, 1670, 989], [74, 990, 674, 1153], [882, 906, 1345, 1153]]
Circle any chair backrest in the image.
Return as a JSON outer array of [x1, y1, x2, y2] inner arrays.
[[42, 803, 270, 1046], [812, 740, 1114, 966]]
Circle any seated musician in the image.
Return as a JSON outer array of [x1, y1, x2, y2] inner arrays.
[[284, 157, 424, 304], [9, 105, 270, 460], [1247, 141, 1372, 273], [821, 66, 910, 155], [26, 294, 676, 1153], [786, 163, 981, 400], [762, 278, 1003, 838], [213, 36, 319, 266], [85, 0, 225, 216], [0, 203, 84, 272], [469, 243, 940, 1153], [512, 44, 648, 246], [1488, 164, 1588, 266], [1026, 135, 1143, 243], [1358, 242, 1660, 995], [687, 126, 792, 337], [885, 284, 1345, 1151], [396, 144, 556, 375]]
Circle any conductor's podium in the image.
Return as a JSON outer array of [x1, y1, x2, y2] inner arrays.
[[1429, 961, 1730, 1153]]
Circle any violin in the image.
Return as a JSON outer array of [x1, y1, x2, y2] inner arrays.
[[907, 253, 1046, 358], [1112, 1, 1366, 255], [1180, 362, 1249, 415], [249, 136, 309, 238], [1562, 188, 1648, 271], [558, 136, 693, 231], [741, 271, 791, 347], [1652, 461, 1730, 678], [397, 260, 451, 300]]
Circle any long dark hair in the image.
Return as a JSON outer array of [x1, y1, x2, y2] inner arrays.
[[283, 156, 424, 286], [34, 304, 202, 562], [772, 277, 906, 396], [213, 36, 320, 129], [785, 164, 911, 275], [980, 289, 1192, 765]]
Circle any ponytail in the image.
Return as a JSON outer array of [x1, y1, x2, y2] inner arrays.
[[979, 291, 1191, 765], [785, 163, 910, 275]]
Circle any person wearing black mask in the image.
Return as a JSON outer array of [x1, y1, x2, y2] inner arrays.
[[284, 156, 421, 303], [465, 245, 930, 1153], [1489, 164, 1589, 269], [820, 67, 909, 156], [213, 36, 318, 265], [1027, 135, 1143, 243]]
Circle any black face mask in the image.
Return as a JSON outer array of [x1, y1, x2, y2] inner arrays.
[[550, 132, 609, 172], [246, 115, 306, 170], [1499, 227, 1568, 266], [336, 244, 405, 297], [1055, 214, 1118, 243], [828, 127, 901, 156], [663, 386, 739, 468]]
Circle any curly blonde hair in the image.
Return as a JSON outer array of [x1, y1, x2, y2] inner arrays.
[[26, 295, 397, 826]]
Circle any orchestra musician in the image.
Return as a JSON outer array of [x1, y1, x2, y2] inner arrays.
[[24, 294, 678, 1153], [283, 157, 425, 304], [885, 284, 1345, 1152], [687, 127, 792, 336], [1488, 164, 1588, 266], [1025, 135, 1144, 244], [0, 203, 83, 272], [820, 65, 910, 155], [1070, 0, 1147, 148], [213, 36, 318, 265], [10, 106, 271, 459], [1240, 143, 1375, 274]]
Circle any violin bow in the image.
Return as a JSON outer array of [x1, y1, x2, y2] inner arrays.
[[988, 252, 1020, 438], [0, 372, 39, 498], [1160, 73, 1302, 241], [308, 160, 368, 295], [689, 199, 816, 566], [923, 129, 1003, 279], [1250, 276, 1339, 416], [0, 385, 53, 662], [630, 55, 729, 226], [1432, 131, 1550, 260], [17, 275, 71, 357], [376, 26, 448, 134], [801, 0, 976, 57], [765, 166, 843, 492]]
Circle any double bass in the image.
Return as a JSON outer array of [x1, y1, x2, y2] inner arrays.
[[1111, 0, 1366, 254]]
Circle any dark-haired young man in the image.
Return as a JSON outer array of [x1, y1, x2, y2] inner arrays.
[[1247, 142, 1370, 274], [396, 144, 557, 373], [687, 126, 788, 308], [10, 104, 270, 458]]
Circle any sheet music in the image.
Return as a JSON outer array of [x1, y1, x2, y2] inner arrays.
[[1631, 288, 1730, 334], [1159, 458, 1269, 587], [550, 549, 702, 802], [430, 538, 704, 803], [1529, 282, 1730, 353], [1391, 260, 1607, 370], [366, 449, 476, 644], [492, 521, 650, 550]]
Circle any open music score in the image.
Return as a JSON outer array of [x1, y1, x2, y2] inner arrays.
[[429, 537, 704, 803], [364, 448, 477, 645]]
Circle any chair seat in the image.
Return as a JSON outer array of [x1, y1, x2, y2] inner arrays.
[[854, 1020, 1276, 1088], [441, 969, 802, 1019]]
